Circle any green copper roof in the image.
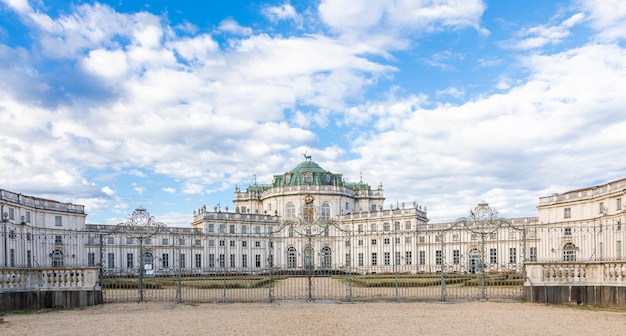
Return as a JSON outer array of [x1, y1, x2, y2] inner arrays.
[[289, 160, 327, 174]]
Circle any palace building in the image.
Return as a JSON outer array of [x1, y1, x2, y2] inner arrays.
[[1, 157, 625, 277]]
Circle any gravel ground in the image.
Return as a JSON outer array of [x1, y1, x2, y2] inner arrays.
[[2, 301, 626, 336]]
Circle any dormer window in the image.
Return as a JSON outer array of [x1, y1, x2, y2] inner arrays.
[[304, 173, 312, 184]]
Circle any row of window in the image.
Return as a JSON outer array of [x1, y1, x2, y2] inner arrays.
[[563, 198, 622, 219]]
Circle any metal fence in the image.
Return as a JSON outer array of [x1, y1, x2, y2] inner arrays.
[[3, 219, 623, 304]]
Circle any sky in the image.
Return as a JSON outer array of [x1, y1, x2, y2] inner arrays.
[[1, 0, 625, 227]]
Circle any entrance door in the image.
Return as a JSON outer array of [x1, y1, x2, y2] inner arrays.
[[468, 249, 481, 274], [142, 252, 154, 276], [303, 246, 314, 269], [287, 247, 297, 268]]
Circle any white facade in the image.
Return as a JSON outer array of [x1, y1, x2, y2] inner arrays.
[[1, 189, 87, 268], [535, 178, 626, 262], [2, 163, 625, 277]]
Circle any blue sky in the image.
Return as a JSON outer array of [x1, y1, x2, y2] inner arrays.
[[1, 0, 625, 226]]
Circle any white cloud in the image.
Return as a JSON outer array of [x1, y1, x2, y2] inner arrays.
[[162, 187, 176, 193], [262, 3, 301, 23], [505, 13, 585, 50], [218, 18, 253, 35], [101, 186, 116, 196], [577, 0, 626, 41]]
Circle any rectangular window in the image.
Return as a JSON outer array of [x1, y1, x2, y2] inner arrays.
[[229, 225, 235, 234], [453, 234, 460, 241], [180, 254, 186, 269], [55, 235, 63, 244], [126, 237, 134, 244], [405, 251, 412, 265], [255, 254, 261, 268], [371, 252, 378, 266], [162, 253, 169, 268], [179, 238, 186, 246], [127, 253, 134, 269], [358, 253, 364, 266], [107, 252, 115, 269], [384, 252, 390, 265], [395, 237, 401, 244], [617, 241, 622, 259], [346, 253, 351, 267], [358, 239, 363, 246], [509, 248, 517, 263], [405, 221, 411, 230], [529, 247, 537, 262], [371, 239, 377, 245], [599, 202, 605, 213], [490, 248, 497, 264], [419, 236, 425, 243], [107, 236, 114, 244], [8, 208, 14, 220], [219, 254, 225, 268], [219, 240, 225, 247], [55, 215, 62, 226], [453, 250, 460, 264], [617, 198, 622, 211], [254, 226, 261, 234], [195, 254, 202, 268], [564, 227, 572, 236], [242, 240, 248, 247], [435, 250, 442, 265], [358, 225, 363, 233], [435, 235, 442, 242], [384, 238, 390, 245], [219, 224, 226, 233], [395, 251, 401, 265], [207, 224, 214, 233], [9, 249, 15, 267], [564, 207, 571, 219], [228, 254, 235, 268], [345, 239, 350, 247], [162, 238, 169, 245], [419, 251, 425, 265], [471, 234, 478, 241], [241, 226, 247, 234], [144, 238, 151, 245], [208, 239, 215, 247], [255, 241, 261, 248], [405, 236, 412, 244], [88, 252, 95, 266], [208, 254, 215, 268], [230, 240, 235, 247], [242, 254, 248, 268], [241, 206, 247, 213], [195, 239, 201, 246], [25, 211, 31, 223], [27, 250, 32, 268]]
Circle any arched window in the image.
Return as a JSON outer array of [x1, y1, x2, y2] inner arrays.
[[321, 246, 332, 268], [286, 203, 295, 220], [563, 243, 577, 261], [321, 203, 330, 221], [51, 250, 64, 268], [287, 247, 297, 268]]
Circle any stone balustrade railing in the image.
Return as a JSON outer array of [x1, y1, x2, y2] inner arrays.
[[0, 267, 100, 291], [525, 261, 626, 286]]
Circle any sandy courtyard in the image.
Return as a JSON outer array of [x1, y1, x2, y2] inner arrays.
[[2, 301, 625, 336]]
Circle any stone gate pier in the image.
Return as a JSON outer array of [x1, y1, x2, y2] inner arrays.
[[0, 267, 102, 311]]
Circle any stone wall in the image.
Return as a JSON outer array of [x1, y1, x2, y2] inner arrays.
[[0, 267, 102, 311], [524, 262, 626, 306]]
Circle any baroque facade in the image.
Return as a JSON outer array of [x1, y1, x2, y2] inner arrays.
[[1, 159, 625, 277]]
